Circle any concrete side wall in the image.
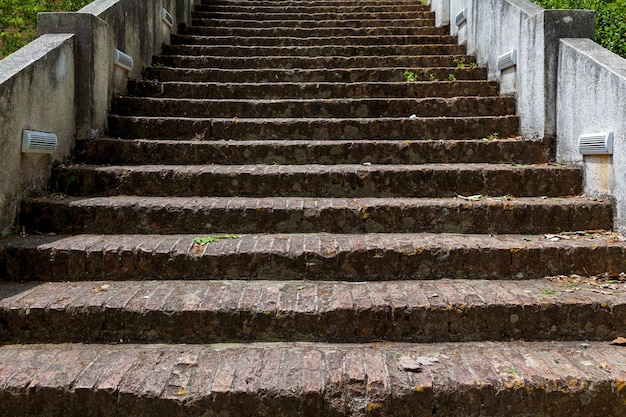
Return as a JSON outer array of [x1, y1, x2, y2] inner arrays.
[[431, 0, 595, 140], [432, 1, 626, 230], [0, 35, 76, 235], [557, 39, 626, 231], [39, 0, 198, 139], [0, 0, 198, 235]]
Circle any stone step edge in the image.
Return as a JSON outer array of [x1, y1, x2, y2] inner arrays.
[[2, 232, 625, 281], [171, 34, 459, 42], [191, 12, 435, 20], [110, 96, 516, 118], [0, 341, 624, 417], [51, 161, 581, 198], [202, 0, 431, 4], [21, 195, 611, 235], [75, 137, 550, 165], [1, 278, 624, 344]]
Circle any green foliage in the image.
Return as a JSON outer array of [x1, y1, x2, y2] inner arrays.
[[530, 0, 626, 58], [0, 0, 94, 58], [403, 70, 418, 82], [194, 234, 240, 245], [453, 56, 477, 69]]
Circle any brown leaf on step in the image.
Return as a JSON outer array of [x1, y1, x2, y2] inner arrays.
[[92, 284, 110, 293], [609, 337, 626, 346], [398, 355, 439, 372]]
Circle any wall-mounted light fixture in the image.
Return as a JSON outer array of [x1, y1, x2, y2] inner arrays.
[[579, 131, 613, 155], [455, 8, 467, 26], [22, 130, 57, 154], [114, 49, 134, 71], [497, 49, 517, 71], [162, 8, 174, 28]]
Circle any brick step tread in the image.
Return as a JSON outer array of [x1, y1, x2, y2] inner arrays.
[[77, 138, 550, 165], [203, 0, 432, 6], [111, 96, 516, 119], [3, 232, 624, 281], [190, 18, 434, 28], [181, 26, 450, 38], [162, 44, 465, 57], [1, 278, 625, 344], [22, 196, 611, 235], [143, 67, 489, 83], [170, 34, 459, 47], [191, 11, 433, 20], [0, 341, 624, 417], [107, 115, 519, 141], [171, 34, 459, 48], [153, 54, 476, 69], [196, 4, 429, 12], [128, 80, 498, 100], [53, 163, 582, 198]]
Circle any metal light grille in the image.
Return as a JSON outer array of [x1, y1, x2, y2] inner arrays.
[[114, 49, 134, 71], [455, 8, 467, 26], [22, 130, 57, 154], [579, 132, 613, 155], [497, 50, 517, 71], [162, 8, 174, 28]]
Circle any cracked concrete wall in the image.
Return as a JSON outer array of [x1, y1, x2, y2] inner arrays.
[[0, 35, 76, 235], [557, 39, 626, 231], [431, 0, 595, 140], [0, 0, 199, 235]]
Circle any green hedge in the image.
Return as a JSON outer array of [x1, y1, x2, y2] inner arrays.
[[0, 0, 93, 58], [531, 0, 626, 58]]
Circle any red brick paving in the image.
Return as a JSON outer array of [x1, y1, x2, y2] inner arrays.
[[1, 279, 624, 344], [2, 0, 625, 415], [1, 342, 625, 416]]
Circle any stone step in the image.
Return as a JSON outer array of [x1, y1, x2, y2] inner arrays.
[[52, 163, 582, 198], [191, 10, 433, 21], [128, 80, 498, 100], [190, 17, 434, 28], [4, 232, 623, 281], [203, 0, 431, 6], [1, 278, 624, 344], [111, 97, 516, 119], [181, 25, 449, 37], [170, 34, 459, 47], [76, 138, 549, 166], [152, 54, 476, 69], [196, 4, 429, 13], [161, 44, 466, 58], [142, 67, 488, 83], [3, 341, 623, 417], [22, 196, 610, 235], [195, 3, 430, 16], [106, 115, 519, 140]]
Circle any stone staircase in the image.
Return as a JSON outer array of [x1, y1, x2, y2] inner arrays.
[[1, 0, 626, 415]]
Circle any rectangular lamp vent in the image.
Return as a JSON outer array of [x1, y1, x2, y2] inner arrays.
[[22, 130, 57, 154], [455, 8, 467, 26], [162, 8, 174, 28], [497, 49, 517, 71], [114, 49, 133, 71], [579, 131, 613, 155]]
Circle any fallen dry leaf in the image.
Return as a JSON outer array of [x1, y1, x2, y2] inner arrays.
[[92, 284, 110, 293], [398, 355, 439, 372], [609, 337, 626, 346]]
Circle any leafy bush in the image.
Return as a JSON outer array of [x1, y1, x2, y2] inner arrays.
[[531, 0, 626, 58], [0, 0, 93, 58]]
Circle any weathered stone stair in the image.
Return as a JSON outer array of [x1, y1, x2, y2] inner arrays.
[[1, 0, 626, 415]]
